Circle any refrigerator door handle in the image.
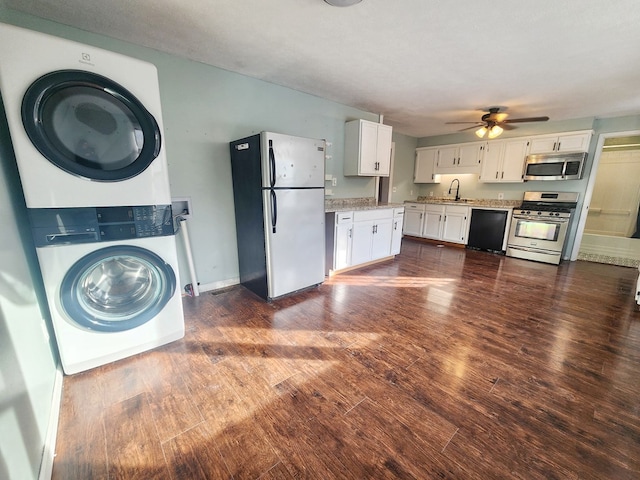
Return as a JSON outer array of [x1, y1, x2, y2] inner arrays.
[[268, 139, 276, 188], [270, 189, 278, 233]]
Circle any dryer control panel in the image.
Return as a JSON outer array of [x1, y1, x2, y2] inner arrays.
[[29, 205, 174, 247]]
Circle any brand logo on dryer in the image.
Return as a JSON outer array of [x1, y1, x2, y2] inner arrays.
[[79, 52, 94, 66]]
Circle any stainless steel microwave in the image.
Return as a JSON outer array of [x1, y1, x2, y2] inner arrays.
[[523, 152, 586, 181]]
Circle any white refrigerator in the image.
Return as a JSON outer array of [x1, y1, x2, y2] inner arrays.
[[230, 131, 325, 300]]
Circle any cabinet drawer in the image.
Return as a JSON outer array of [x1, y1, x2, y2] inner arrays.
[[353, 208, 393, 222], [393, 207, 405, 218], [336, 212, 354, 225]]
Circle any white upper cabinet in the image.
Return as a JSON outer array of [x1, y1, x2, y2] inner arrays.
[[344, 119, 393, 176], [528, 131, 592, 154], [414, 147, 441, 183], [479, 139, 529, 183], [434, 142, 484, 174]]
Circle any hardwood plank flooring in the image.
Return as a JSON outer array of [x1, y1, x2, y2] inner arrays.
[[52, 239, 640, 479]]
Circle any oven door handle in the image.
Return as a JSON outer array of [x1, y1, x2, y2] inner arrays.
[[512, 216, 569, 225]]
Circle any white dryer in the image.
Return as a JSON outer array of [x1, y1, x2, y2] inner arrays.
[[31, 205, 184, 374], [0, 23, 171, 208]]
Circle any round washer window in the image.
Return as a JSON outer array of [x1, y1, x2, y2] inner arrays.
[[22, 70, 161, 181], [61, 246, 176, 332]]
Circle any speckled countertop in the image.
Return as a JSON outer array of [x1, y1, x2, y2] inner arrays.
[[325, 196, 518, 213], [408, 196, 520, 209], [325, 197, 404, 213]]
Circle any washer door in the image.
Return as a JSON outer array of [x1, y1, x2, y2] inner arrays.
[[21, 70, 161, 181], [60, 245, 176, 332]]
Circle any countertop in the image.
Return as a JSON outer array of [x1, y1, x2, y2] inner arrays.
[[406, 196, 520, 209], [325, 197, 404, 213]]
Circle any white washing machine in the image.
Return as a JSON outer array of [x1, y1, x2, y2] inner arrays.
[[0, 23, 171, 208], [31, 205, 184, 374], [0, 24, 185, 374]]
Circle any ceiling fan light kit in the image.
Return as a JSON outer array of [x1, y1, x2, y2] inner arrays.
[[450, 107, 549, 139], [324, 0, 362, 6]]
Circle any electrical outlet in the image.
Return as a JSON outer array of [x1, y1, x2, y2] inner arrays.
[[392, 187, 397, 193], [410, 190, 413, 196], [325, 189, 333, 196], [332, 178, 337, 187], [498, 193, 504, 200]]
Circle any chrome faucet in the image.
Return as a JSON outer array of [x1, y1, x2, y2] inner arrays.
[[448, 178, 460, 201]]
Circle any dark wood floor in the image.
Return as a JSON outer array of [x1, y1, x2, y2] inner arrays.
[[52, 239, 640, 479]]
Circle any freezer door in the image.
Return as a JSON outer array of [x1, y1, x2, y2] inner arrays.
[[263, 188, 325, 299], [261, 132, 325, 188]]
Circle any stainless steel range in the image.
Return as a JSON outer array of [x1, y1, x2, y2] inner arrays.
[[506, 191, 579, 265]]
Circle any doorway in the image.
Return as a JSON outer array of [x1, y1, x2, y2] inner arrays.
[[573, 132, 640, 267], [377, 142, 395, 204]]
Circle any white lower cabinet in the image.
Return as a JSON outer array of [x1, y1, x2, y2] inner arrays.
[[422, 204, 445, 239], [326, 207, 404, 274], [402, 203, 470, 245], [391, 207, 404, 255], [325, 211, 353, 275], [441, 205, 469, 243], [402, 203, 425, 236], [351, 209, 393, 265]]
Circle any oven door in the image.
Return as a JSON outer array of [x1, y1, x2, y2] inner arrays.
[[507, 215, 569, 252]]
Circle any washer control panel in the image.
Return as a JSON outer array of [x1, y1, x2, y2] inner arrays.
[[29, 205, 174, 247]]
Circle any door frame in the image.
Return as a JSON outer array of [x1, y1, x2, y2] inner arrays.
[[570, 129, 640, 260]]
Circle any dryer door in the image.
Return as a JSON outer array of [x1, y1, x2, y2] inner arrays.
[[60, 245, 176, 332], [22, 70, 161, 181]]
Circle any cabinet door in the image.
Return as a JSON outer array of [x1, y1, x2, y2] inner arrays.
[[391, 212, 404, 255], [376, 124, 393, 176], [528, 136, 558, 154], [458, 142, 483, 171], [442, 210, 468, 244], [351, 220, 373, 265], [371, 217, 393, 260], [414, 148, 440, 183], [479, 141, 504, 182], [422, 207, 444, 239], [556, 133, 591, 152], [359, 121, 380, 175], [436, 146, 458, 173], [403, 206, 424, 236], [334, 223, 353, 271], [501, 139, 530, 181]]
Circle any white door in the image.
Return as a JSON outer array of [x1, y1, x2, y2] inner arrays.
[[371, 217, 393, 260], [351, 220, 374, 265], [422, 209, 444, 239], [335, 223, 353, 271]]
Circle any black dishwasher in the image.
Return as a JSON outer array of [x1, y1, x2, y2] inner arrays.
[[466, 209, 508, 253]]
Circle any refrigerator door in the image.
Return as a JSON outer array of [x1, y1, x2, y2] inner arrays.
[[261, 132, 325, 188], [263, 187, 325, 299]]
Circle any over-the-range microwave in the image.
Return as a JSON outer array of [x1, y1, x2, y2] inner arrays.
[[523, 152, 587, 181]]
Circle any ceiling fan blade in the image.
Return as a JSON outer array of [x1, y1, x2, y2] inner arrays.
[[458, 125, 482, 131], [445, 121, 483, 125], [501, 123, 516, 131], [503, 116, 549, 123]]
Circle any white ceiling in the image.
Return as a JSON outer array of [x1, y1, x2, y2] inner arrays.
[[4, 0, 640, 137]]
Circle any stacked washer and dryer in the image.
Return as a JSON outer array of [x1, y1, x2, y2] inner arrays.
[[0, 24, 185, 374]]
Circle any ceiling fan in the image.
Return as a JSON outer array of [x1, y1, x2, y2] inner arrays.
[[446, 107, 550, 139]]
